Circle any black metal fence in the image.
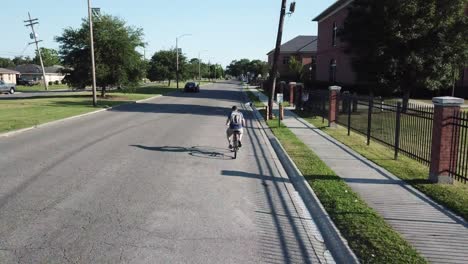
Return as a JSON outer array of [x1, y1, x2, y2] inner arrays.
[[304, 90, 328, 123], [449, 111, 468, 183], [336, 94, 434, 165], [302, 91, 436, 165]]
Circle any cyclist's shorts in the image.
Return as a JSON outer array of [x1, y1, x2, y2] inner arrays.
[[226, 128, 243, 137]]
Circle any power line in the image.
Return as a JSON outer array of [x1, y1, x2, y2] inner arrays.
[[24, 12, 48, 90]]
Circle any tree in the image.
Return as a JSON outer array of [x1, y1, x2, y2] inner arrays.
[[12, 56, 33, 66], [33, 48, 61, 66], [341, 0, 468, 107], [226, 59, 269, 80], [56, 14, 145, 96], [0, 58, 14, 68], [288, 57, 304, 82], [147, 49, 187, 86], [184, 58, 200, 80], [249, 60, 270, 80]]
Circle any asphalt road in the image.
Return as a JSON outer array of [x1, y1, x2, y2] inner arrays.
[[0, 82, 330, 263], [0, 90, 76, 99]]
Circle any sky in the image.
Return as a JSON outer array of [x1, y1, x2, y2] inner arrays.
[[2, 0, 336, 67]]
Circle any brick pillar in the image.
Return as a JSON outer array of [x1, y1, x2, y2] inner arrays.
[[279, 104, 284, 120], [296, 83, 304, 110], [429, 97, 464, 184], [328, 86, 342, 127], [289, 82, 296, 106]]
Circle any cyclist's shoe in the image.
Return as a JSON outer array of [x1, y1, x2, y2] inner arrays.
[[229, 144, 233, 149], [239, 141, 242, 148]]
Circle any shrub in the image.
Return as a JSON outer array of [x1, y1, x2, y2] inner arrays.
[[54, 80, 60, 85]]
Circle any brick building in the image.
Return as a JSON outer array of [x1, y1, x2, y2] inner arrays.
[[313, 0, 468, 90], [267, 35, 317, 79]]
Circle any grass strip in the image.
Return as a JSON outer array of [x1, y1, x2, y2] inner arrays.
[[262, 113, 426, 263], [245, 90, 266, 109], [299, 114, 468, 221], [0, 84, 177, 133], [16, 84, 70, 92]]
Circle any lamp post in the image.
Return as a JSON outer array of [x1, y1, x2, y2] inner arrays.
[[176, 34, 191, 90], [87, 0, 97, 106], [198, 50, 208, 81]]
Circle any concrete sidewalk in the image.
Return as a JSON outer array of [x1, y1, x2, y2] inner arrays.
[[249, 88, 468, 264]]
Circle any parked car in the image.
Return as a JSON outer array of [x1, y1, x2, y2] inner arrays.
[[0, 80, 16, 94], [184, 82, 200, 93], [17, 78, 37, 86]]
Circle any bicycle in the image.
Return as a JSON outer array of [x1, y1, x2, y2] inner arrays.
[[232, 131, 241, 159]]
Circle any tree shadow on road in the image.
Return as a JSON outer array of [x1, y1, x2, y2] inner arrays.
[[130, 145, 233, 160]]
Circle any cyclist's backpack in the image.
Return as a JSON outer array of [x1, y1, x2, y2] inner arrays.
[[230, 112, 242, 126]]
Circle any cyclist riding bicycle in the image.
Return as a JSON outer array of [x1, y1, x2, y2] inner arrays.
[[226, 106, 246, 149]]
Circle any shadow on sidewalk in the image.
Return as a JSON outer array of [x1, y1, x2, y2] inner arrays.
[[289, 111, 468, 227]]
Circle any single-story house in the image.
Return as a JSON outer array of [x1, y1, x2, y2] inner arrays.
[[313, 0, 468, 89], [0, 68, 20, 84], [15, 64, 66, 84], [267, 35, 318, 79]]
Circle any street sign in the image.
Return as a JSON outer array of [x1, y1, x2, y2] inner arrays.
[[92, 8, 101, 17], [277, 93, 284, 104]]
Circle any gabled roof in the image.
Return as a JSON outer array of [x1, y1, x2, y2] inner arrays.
[[15, 64, 65, 74], [313, 0, 353, 22], [0, 68, 19, 74], [267, 35, 318, 55]]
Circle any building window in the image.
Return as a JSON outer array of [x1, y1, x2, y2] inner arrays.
[[329, 59, 337, 83], [332, 22, 338, 47], [282, 56, 290, 65]]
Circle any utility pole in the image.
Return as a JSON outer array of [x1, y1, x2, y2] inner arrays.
[[268, 0, 293, 119], [198, 50, 207, 81], [87, 0, 97, 106], [24, 12, 48, 91]]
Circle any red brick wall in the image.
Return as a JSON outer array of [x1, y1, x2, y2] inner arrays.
[[268, 52, 315, 77], [316, 6, 356, 85]]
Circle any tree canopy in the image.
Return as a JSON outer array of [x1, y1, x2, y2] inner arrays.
[[12, 56, 33, 66], [34, 48, 61, 67], [341, 0, 468, 98], [147, 49, 187, 85], [0, 58, 14, 68], [226, 59, 270, 79], [56, 14, 145, 95]]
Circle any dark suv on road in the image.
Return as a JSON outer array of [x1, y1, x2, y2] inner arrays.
[[184, 82, 200, 93], [17, 78, 38, 86]]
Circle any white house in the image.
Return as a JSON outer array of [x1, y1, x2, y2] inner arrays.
[[15, 64, 66, 84], [0, 68, 19, 84]]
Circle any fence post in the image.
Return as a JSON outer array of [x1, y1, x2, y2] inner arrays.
[[328, 86, 341, 127], [394, 102, 402, 160], [289, 82, 297, 106], [366, 97, 373, 145], [347, 95, 352, 136], [429, 96, 464, 184]]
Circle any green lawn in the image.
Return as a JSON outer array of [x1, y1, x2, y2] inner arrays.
[[300, 115, 468, 221], [0, 84, 180, 133], [264, 116, 426, 264], [16, 84, 70, 92]]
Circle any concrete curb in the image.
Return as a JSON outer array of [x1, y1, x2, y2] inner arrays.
[[0, 94, 163, 138], [244, 89, 359, 263]]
